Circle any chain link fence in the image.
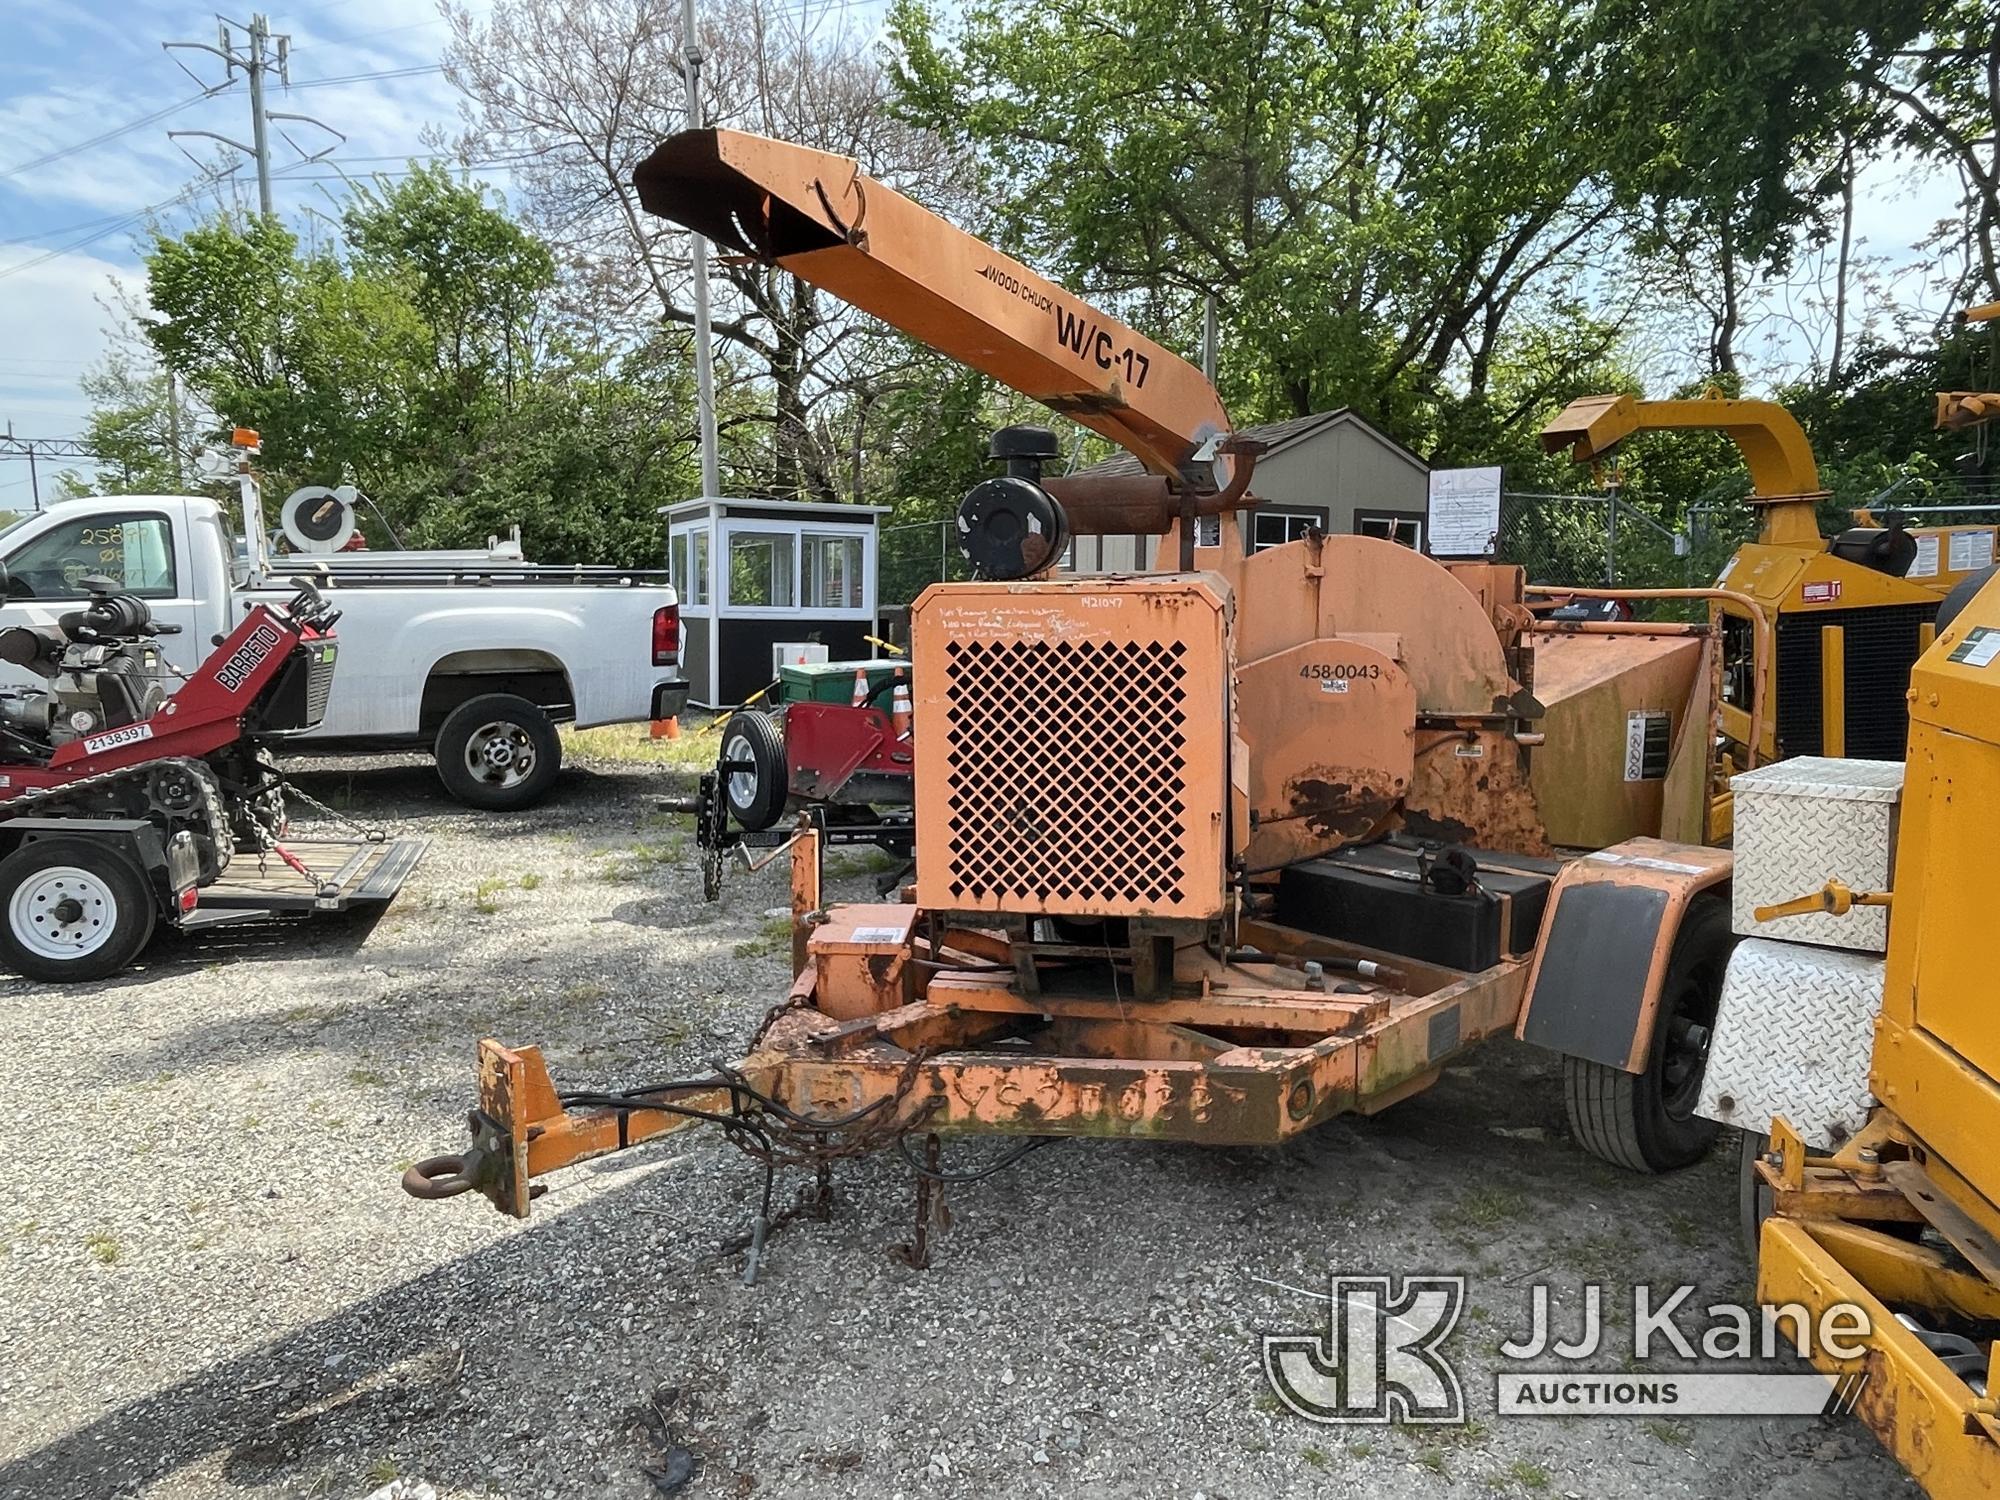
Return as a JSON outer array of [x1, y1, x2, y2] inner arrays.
[[1493, 489, 1767, 623], [879, 517, 968, 609], [883, 497, 1720, 608]]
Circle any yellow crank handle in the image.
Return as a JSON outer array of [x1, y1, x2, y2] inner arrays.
[[1753, 879, 1892, 924]]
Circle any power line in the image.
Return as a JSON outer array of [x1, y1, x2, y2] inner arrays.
[[0, 432, 102, 511], [0, 167, 243, 285], [283, 64, 445, 90], [0, 85, 234, 181], [0, 142, 486, 282], [166, 13, 306, 219], [0, 206, 161, 249], [306, 17, 445, 48]]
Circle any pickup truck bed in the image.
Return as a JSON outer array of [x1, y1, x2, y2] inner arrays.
[[0, 495, 689, 810]]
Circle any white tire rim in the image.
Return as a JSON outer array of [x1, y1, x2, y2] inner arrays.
[[464, 721, 535, 789], [723, 731, 761, 811], [9, 865, 118, 962]]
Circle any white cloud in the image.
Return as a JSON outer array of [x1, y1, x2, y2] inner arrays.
[[0, 0, 498, 457], [0, 247, 140, 433]]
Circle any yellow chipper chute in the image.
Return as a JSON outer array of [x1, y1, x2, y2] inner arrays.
[[1541, 391, 2000, 837]]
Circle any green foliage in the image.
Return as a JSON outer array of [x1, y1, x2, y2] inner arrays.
[[1581, 1, 1926, 268], [134, 168, 693, 567], [889, 0, 1615, 451], [64, 354, 195, 497], [80, 4, 1997, 597]]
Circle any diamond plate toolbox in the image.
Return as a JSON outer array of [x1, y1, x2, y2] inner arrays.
[[1730, 755, 1902, 952], [1698, 937, 1883, 1146]]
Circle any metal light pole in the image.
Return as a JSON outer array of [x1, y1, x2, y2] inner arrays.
[[681, 0, 721, 499]]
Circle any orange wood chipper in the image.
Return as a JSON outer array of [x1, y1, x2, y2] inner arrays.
[[404, 130, 1767, 1255]]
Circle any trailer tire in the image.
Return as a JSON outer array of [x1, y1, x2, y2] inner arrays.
[[720, 711, 787, 832], [1564, 896, 1732, 1174], [0, 838, 156, 982], [435, 694, 562, 810]]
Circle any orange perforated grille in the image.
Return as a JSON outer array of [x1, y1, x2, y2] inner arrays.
[[942, 636, 1190, 908]]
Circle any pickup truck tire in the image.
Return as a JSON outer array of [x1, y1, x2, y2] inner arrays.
[[1563, 896, 1731, 1174], [0, 837, 156, 982], [720, 710, 788, 832], [435, 694, 562, 810]]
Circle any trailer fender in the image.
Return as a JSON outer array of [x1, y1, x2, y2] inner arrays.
[[1516, 838, 1733, 1072], [0, 817, 188, 915]]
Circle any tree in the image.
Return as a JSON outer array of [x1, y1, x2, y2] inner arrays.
[[60, 354, 200, 498], [129, 168, 695, 566], [888, 0, 1621, 450], [444, 0, 961, 503], [1861, 6, 2000, 308], [1581, 0, 1941, 377]]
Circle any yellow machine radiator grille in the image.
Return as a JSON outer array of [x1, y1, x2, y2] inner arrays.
[[944, 637, 1190, 907], [911, 577, 1228, 920]]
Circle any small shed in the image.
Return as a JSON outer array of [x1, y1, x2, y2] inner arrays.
[[661, 497, 891, 708], [1060, 408, 1431, 572]]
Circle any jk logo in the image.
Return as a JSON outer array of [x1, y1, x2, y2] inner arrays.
[[1262, 1275, 1467, 1425]]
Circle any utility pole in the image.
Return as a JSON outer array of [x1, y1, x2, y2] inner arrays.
[[165, 367, 185, 489], [245, 14, 276, 216], [1202, 293, 1218, 385], [681, 0, 722, 499], [166, 13, 320, 221]]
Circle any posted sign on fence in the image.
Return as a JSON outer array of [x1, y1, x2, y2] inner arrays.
[[1427, 467, 1504, 558]]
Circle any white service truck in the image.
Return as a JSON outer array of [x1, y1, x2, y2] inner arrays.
[[0, 487, 688, 810]]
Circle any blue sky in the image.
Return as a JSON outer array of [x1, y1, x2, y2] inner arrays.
[[0, 0, 1972, 508], [0, 0, 497, 504]]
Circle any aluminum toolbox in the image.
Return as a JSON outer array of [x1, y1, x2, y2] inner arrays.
[[1697, 936, 1883, 1144], [1729, 756, 1902, 952]]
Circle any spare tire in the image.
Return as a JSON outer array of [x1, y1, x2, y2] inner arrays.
[[719, 711, 788, 831]]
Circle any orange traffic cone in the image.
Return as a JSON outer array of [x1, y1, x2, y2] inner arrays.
[[649, 716, 682, 740], [891, 668, 913, 740], [851, 666, 869, 707]]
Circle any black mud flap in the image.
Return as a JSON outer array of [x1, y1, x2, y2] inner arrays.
[[1518, 881, 1669, 1071]]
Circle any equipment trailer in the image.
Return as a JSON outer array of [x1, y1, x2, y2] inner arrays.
[[0, 564, 424, 980], [406, 128, 1752, 1247]]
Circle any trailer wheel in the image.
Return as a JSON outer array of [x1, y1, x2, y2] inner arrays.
[[0, 838, 156, 982], [435, 694, 562, 810], [720, 711, 788, 831], [1564, 896, 1732, 1173]]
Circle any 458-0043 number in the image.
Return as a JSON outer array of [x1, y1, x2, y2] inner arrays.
[[1299, 662, 1381, 680]]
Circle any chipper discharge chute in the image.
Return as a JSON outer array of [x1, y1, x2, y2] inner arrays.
[[405, 130, 1758, 1255]]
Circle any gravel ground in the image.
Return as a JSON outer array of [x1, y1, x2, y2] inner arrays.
[[0, 741, 1921, 1500]]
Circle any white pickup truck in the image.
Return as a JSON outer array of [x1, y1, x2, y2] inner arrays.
[[0, 492, 688, 809]]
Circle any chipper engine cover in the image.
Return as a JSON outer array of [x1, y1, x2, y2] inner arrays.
[[910, 576, 1232, 921]]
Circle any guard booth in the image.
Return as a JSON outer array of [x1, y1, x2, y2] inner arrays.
[[660, 497, 889, 707]]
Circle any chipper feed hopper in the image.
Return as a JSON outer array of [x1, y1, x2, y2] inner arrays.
[[405, 130, 1761, 1242]]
